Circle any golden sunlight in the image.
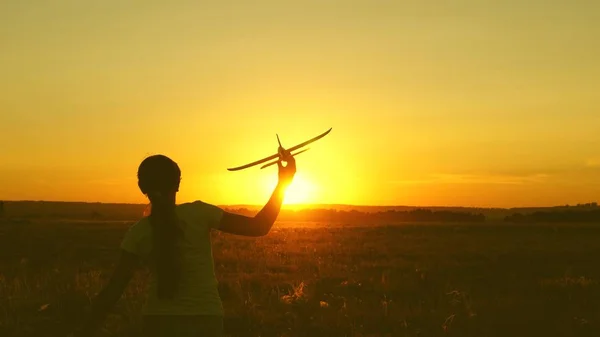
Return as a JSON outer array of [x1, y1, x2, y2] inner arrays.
[[284, 173, 317, 205]]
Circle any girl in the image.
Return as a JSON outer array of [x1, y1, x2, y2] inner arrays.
[[73, 152, 296, 337]]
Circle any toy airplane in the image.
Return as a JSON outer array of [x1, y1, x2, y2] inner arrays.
[[227, 128, 332, 171]]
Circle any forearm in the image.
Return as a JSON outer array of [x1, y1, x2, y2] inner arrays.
[[253, 181, 289, 233], [218, 159, 295, 237], [80, 278, 128, 333]]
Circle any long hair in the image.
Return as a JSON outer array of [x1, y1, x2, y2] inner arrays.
[[137, 155, 182, 299]]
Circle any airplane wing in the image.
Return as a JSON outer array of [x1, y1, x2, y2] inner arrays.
[[227, 127, 332, 171], [226, 153, 280, 171], [259, 148, 310, 169]]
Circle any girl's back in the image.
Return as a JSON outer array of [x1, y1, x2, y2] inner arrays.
[[120, 200, 224, 316]]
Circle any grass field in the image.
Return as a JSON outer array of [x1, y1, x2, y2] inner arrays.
[[1, 220, 600, 336]]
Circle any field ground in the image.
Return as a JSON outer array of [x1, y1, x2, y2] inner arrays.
[[1, 220, 600, 336]]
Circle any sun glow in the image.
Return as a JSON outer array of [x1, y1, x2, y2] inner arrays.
[[283, 173, 317, 205]]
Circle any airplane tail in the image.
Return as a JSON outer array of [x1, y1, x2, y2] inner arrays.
[[276, 134, 286, 158]]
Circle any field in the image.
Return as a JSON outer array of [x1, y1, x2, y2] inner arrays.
[[1, 219, 600, 337]]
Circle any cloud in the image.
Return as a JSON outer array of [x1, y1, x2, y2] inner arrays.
[[86, 178, 132, 186], [586, 158, 600, 168], [391, 172, 550, 186], [389, 178, 439, 185]]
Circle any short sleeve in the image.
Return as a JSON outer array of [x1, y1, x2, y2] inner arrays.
[[120, 220, 152, 257], [189, 201, 224, 229]]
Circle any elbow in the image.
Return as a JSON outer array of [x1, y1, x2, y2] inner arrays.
[[258, 228, 271, 237], [254, 225, 271, 237], [251, 231, 268, 237], [252, 218, 272, 237]]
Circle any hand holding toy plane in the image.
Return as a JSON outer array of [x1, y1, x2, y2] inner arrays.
[[227, 128, 332, 171]]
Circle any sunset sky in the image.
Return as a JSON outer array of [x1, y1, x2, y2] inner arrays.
[[1, 1, 599, 207]]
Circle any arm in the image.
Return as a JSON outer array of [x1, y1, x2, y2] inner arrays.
[[218, 154, 296, 237], [75, 250, 139, 336], [219, 182, 289, 237]]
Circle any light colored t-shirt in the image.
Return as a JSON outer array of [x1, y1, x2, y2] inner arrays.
[[120, 200, 224, 316]]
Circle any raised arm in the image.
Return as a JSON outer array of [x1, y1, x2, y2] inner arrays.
[[218, 153, 296, 237]]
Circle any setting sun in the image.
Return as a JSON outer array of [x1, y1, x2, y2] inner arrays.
[[283, 173, 317, 205]]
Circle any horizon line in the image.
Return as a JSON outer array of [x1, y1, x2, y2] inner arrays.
[[1, 199, 597, 210]]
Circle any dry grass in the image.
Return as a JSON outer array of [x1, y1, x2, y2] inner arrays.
[[1, 220, 600, 336]]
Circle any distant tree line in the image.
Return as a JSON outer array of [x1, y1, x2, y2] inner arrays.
[[570, 202, 598, 208], [504, 209, 600, 223], [4, 200, 598, 224], [225, 207, 486, 223]]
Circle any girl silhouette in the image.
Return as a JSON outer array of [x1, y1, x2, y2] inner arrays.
[[73, 152, 296, 337]]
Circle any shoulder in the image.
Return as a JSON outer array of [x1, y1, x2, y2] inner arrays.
[[177, 201, 224, 229], [121, 218, 152, 256], [178, 200, 224, 217], [125, 217, 152, 236]]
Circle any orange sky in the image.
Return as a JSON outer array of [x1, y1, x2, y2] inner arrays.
[[1, 1, 599, 207]]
